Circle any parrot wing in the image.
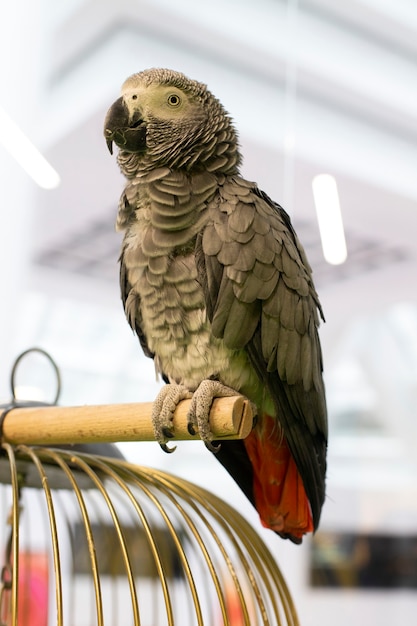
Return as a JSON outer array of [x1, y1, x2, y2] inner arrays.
[[196, 175, 328, 529], [119, 247, 154, 360]]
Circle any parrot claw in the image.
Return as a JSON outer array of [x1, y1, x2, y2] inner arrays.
[[160, 442, 177, 454], [205, 440, 221, 454]]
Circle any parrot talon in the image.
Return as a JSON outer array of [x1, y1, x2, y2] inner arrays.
[[187, 422, 196, 436], [205, 440, 221, 453], [160, 442, 177, 454]]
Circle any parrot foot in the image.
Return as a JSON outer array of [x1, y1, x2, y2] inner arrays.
[[187, 380, 238, 452], [152, 384, 193, 453]]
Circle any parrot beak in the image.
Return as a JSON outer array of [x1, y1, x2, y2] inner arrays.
[[104, 97, 128, 154], [104, 96, 147, 155]]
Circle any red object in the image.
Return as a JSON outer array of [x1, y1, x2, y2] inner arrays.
[[244, 414, 314, 540], [17, 553, 49, 626]]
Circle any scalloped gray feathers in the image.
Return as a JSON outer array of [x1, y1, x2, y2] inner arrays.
[[201, 178, 324, 391]]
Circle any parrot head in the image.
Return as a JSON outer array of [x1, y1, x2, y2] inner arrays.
[[104, 68, 241, 172]]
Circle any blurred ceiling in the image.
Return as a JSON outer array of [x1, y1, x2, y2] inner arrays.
[[0, 0, 417, 507], [32, 0, 417, 311]]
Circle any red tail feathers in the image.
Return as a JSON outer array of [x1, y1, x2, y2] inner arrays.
[[243, 413, 313, 541]]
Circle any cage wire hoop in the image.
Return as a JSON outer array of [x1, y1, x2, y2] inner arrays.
[[0, 443, 299, 626]]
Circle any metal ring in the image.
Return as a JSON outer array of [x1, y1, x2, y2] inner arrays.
[[10, 348, 61, 405]]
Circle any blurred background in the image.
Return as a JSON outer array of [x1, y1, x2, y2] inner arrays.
[[0, 0, 417, 624]]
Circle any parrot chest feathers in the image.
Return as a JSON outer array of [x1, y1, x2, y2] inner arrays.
[[117, 169, 219, 234], [125, 242, 263, 395], [128, 249, 233, 389], [121, 171, 238, 388]]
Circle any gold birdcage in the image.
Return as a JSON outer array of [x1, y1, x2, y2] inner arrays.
[[0, 350, 300, 625]]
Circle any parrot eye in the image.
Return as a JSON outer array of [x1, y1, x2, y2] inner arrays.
[[131, 94, 138, 100], [167, 94, 181, 107]]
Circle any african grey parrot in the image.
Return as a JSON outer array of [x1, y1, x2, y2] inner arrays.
[[104, 68, 327, 543]]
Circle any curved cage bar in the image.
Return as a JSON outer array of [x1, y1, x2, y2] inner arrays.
[[0, 444, 299, 626]]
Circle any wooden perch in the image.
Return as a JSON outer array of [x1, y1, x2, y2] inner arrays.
[[1, 396, 253, 446]]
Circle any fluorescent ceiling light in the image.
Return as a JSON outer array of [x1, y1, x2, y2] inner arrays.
[[0, 106, 60, 190], [312, 174, 347, 265]]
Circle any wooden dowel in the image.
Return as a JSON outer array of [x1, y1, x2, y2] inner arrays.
[[1, 396, 253, 446]]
